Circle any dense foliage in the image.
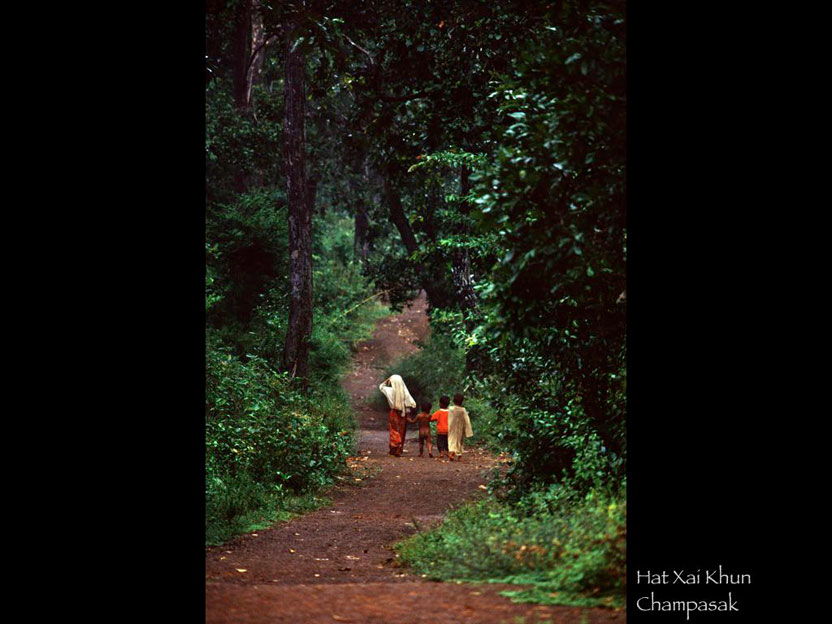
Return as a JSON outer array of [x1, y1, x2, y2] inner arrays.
[[205, 340, 357, 544], [397, 485, 626, 607], [362, 1, 626, 606], [205, 0, 626, 602], [204, 195, 388, 544]]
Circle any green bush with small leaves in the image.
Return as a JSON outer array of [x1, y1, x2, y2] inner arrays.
[[396, 485, 626, 608], [205, 205, 389, 546]]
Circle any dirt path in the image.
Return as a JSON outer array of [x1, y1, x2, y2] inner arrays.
[[205, 293, 624, 623]]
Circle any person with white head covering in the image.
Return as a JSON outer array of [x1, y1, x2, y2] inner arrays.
[[379, 374, 417, 456]]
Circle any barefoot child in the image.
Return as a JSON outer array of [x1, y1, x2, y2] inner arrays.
[[448, 393, 473, 461], [408, 401, 434, 457], [430, 396, 451, 459]]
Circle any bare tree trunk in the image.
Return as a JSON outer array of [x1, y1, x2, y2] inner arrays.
[[354, 199, 369, 263], [281, 17, 313, 380], [353, 153, 372, 264], [451, 166, 479, 318], [245, 0, 267, 106], [453, 166, 482, 372], [385, 179, 419, 255], [231, 0, 252, 193], [232, 0, 252, 110], [384, 178, 443, 307]]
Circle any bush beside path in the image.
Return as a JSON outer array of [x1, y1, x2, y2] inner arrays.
[[206, 294, 623, 623]]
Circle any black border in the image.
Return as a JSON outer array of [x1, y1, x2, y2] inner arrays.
[[626, 4, 790, 621], [93, 2, 794, 620]]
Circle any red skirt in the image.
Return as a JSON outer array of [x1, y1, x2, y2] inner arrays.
[[389, 409, 407, 456]]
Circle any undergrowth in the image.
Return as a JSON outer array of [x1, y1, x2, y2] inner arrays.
[[206, 482, 331, 546], [206, 238, 389, 547], [396, 485, 626, 608]]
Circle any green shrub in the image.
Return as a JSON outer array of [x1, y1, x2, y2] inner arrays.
[[205, 470, 331, 546], [204, 206, 389, 547], [205, 338, 357, 545], [396, 486, 626, 608], [206, 342, 355, 484]]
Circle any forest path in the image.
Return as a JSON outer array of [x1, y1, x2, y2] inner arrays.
[[205, 293, 623, 623]]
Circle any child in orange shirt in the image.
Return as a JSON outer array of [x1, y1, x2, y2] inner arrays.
[[407, 401, 434, 457], [430, 395, 451, 459]]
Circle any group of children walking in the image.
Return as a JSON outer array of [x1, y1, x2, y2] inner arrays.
[[379, 375, 473, 461], [408, 394, 473, 460]]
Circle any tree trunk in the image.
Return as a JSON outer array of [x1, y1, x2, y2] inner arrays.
[[231, 0, 252, 193], [451, 166, 479, 318], [353, 153, 372, 264], [453, 167, 482, 372], [281, 18, 313, 380], [385, 179, 419, 255], [232, 0, 252, 110], [354, 199, 369, 263], [384, 178, 444, 307], [245, 0, 267, 106]]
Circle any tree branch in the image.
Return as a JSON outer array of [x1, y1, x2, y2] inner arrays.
[[343, 34, 375, 65], [246, 32, 279, 76]]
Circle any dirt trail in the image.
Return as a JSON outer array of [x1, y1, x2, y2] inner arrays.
[[205, 293, 624, 623]]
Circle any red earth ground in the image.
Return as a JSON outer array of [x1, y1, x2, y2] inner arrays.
[[205, 293, 626, 623]]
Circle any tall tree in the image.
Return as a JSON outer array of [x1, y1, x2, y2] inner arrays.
[[450, 166, 479, 322], [281, 8, 313, 379], [245, 0, 272, 107], [231, 0, 253, 110]]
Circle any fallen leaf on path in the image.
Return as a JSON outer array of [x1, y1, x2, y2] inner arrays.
[[288, 548, 295, 553], [345, 555, 360, 560], [478, 485, 488, 490], [235, 569, 247, 573]]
